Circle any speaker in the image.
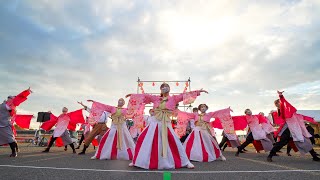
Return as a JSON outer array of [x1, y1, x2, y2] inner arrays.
[[37, 112, 51, 122]]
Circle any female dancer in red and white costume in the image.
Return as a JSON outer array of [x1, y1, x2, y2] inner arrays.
[[180, 104, 231, 162], [267, 91, 319, 162], [0, 87, 32, 157], [126, 83, 208, 169], [235, 109, 274, 156], [90, 98, 135, 160], [41, 107, 85, 153]]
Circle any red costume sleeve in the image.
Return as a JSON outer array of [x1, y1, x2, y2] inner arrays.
[[92, 139, 99, 146], [67, 109, 85, 131], [210, 118, 223, 129], [232, 115, 248, 130], [14, 115, 33, 129], [271, 111, 286, 137], [279, 95, 297, 119], [92, 101, 117, 114], [12, 89, 31, 107], [127, 94, 146, 119], [257, 115, 268, 124], [212, 115, 247, 131], [40, 114, 58, 131], [271, 111, 285, 125], [300, 114, 317, 125]]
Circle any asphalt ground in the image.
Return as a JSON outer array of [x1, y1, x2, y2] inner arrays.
[[0, 145, 319, 180]]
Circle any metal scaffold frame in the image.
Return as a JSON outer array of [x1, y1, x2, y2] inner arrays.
[[136, 77, 193, 111]]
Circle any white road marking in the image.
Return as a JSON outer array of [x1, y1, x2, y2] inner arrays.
[[0, 164, 319, 174]]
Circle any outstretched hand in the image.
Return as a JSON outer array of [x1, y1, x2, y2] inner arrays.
[[28, 87, 33, 93], [77, 101, 85, 107], [125, 94, 132, 98], [229, 106, 233, 112], [277, 90, 284, 95], [199, 89, 208, 94], [87, 100, 94, 102]]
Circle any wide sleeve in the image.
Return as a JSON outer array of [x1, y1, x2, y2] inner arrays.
[[271, 111, 285, 125], [143, 94, 159, 104], [12, 89, 32, 107], [88, 101, 116, 124], [208, 108, 232, 130], [210, 118, 223, 129], [279, 95, 297, 119], [232, 115, 248, 130], [127, 94, 150, 118], [92, 101, 116, 114], [257, 115, 268, 124], [40, 114, 58, 131], [207, 107, 232, 119], [175, 111, 196, 136], [259, 115, 275, 133], [299, 114, 317, 125], [67, 109, 85, 131], [173, 90, 201, 104], [13, 115, 33, 129]]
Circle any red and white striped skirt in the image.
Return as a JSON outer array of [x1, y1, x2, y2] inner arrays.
[[94, 123, 135, 160], [131, 116, 191, 169], [184, 126, 223, 162]]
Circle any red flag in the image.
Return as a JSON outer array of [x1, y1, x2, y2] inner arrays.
[[14, 115, 33, 129]]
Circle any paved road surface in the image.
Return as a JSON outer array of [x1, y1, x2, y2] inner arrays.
[[0, 145, 319, 180]]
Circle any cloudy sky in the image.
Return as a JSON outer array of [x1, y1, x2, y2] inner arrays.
[[0, 0, 319, 128]]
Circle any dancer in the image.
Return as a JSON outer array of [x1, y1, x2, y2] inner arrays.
[[259, 112, 276, 145], [41, 107, 85, 153], [76, 117, 90, 149], [180, 104, 230, 162], [126, 83, 208, 169], [90, 98, 135, 160], [175, 107, 198, 141], [213, 112, 245, 151], [0, 88, 32, 157], [235, 109, 274, 156], [78, 101, 110, 155], [267, 91, 319, 162], [131, 109, 154, 140]]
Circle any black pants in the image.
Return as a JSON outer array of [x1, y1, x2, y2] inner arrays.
[[219, 136, 228, 149], [47, 136, 75, 150], [269, 129, 317, 158], [9, 142, 17, 154], [310, 137, 315, 145], [238, 132, 254, 152], [78, 134, 85, 145], [269, 128, 291, 156], [180, 133, 190, 143]]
